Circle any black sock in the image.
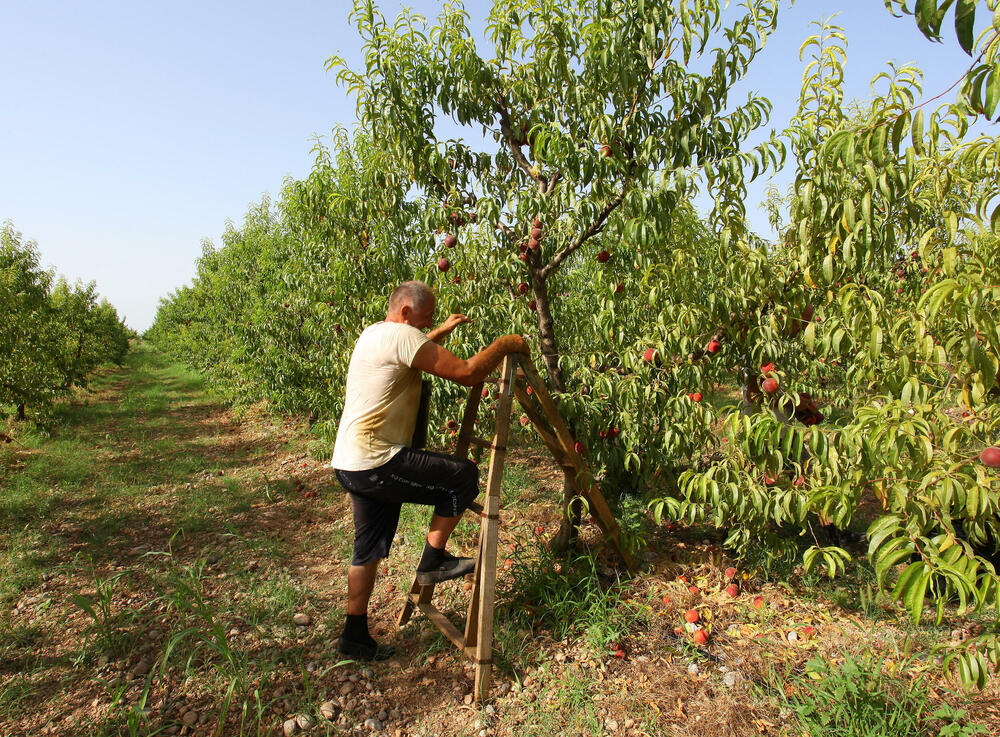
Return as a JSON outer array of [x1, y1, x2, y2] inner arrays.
[[417, 541, 446, 571], [342, 613, 376, 645]]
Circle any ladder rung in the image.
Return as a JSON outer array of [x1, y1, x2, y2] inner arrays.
[[466, 436, 505, 451]]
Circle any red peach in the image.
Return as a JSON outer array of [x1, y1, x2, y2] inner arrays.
[[980, 447, 1000, 468]]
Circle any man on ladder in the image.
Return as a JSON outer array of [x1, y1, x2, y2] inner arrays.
[[331, 280, 529, 660]]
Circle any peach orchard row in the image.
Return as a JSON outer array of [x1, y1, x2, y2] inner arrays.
[[1, 222, 131, 423], [148, 1, 1000, 686]]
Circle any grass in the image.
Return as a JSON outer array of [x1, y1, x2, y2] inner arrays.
[[1, 342, 996, 737], [761, 652, 989, 737]]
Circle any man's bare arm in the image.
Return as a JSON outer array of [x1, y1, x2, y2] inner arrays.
[[411, 335, 530, 386]]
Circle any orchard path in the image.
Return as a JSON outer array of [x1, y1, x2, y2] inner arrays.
[[1, 343, 996, 737]]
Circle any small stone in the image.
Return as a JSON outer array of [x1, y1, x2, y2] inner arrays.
[[724, 671, 738, 687], [320, 701, 339, 720], [182, 711, 197, 727], [377, 709, 388, 721], [479, 730, 488, 737], [624, 717, 634, 728], [463, 694, 473, 705], [361, 667, 374, 678], [687, 662, 699, 676], [484, 704, 495, 716], [340, 682, 356, 696], [348, 673, 359, 683], [282, 718, 298, 737], [604, 718, 619, 731], [293, 612, 311, 626], [295, 714, 313, 731], [131, 659, 152, 677], [786, 631, 799, 643], [364, 718, 383, 731]]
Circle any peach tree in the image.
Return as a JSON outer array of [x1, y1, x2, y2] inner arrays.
[[649, 19, 1000, 688], [328, 0, 785, 541], [1, 222, 130, 421]]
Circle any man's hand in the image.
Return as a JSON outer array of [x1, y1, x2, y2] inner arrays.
[[428, 313, 471, 343], [495, 334, 530, 356]]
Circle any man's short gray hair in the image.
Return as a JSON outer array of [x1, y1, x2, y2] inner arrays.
[[388, 281, 434, 313]]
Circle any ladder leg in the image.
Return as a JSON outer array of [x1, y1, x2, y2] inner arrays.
[[468, 356, 515, 701]]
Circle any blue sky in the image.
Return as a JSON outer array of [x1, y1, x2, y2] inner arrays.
[[1, 0, 990, 331]]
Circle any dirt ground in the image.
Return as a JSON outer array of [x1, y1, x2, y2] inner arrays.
[[1, 346, 997, 737]]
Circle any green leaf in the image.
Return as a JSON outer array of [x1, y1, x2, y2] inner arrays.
[[912, 109, 925, 155], [955, 0, 977, 54], [984, 70, 999, 119]]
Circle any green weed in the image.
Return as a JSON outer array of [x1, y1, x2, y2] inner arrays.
[[70, 559, 142, 657], [766, 652, 989, 737], [495, 537, 649, 667], [157, 552, 278, 736]]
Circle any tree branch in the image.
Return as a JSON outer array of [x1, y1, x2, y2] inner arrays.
[[540, 181, 630, 279], [496, 94, 547, 187]]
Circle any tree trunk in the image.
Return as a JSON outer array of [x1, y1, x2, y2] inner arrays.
[[16, 403, 25, 421], [529, 266, 581, 552]]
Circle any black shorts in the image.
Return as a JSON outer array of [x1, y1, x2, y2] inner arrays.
[[334, 447, 480, 565]]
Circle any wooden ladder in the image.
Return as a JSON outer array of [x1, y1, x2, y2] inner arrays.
[[396, 353, 636, 702]]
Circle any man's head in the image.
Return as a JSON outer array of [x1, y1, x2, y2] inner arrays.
[[386, 281, 436, 330]]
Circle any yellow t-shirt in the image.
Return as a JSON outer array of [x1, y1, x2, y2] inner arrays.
[[331, 321, 431, 471]]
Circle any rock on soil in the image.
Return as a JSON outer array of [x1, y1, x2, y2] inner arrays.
[[295, 713, 313, 730], [293, 612, 311, 626]]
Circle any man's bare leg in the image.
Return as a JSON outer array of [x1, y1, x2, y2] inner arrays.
[[346, 560, 379, 616], [426, 512, 462, 548], [339, 559, 395, 660]]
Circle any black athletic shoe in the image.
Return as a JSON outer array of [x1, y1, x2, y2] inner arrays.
[[415, 555, 476, 585], [336, 636, 397, 661]]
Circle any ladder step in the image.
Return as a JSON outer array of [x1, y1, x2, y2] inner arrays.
[[465, 436, 505, 451]]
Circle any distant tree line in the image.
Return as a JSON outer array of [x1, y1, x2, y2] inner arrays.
[[1, 221, 132, 421]]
